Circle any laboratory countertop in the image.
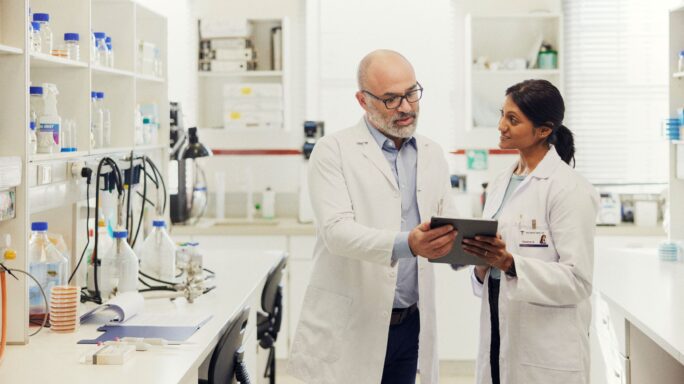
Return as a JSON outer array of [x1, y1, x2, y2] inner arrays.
[[0, 250, 284, 384], [170, 217, 316, 237], [594, 236, 684, 365]]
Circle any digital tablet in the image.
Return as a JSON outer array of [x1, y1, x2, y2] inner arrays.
[[428, 217, 499, 265]]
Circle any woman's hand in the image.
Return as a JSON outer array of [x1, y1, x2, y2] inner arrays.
[[463, 233, 514, 272]]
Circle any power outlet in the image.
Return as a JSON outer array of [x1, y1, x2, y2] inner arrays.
[[37, 164, 52, 185]]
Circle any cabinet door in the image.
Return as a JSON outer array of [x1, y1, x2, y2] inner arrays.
[[434, 264, 481, 360]]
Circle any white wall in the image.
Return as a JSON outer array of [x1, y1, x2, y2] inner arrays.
[[134, 0, 198, 126]]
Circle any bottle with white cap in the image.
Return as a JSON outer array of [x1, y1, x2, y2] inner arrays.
[[139, 219, 177, 282], [100, 229, 139, 298]]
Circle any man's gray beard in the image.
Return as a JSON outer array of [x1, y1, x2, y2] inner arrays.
[[367, 110, 418, 139]]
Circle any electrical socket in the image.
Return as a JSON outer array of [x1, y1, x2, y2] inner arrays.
[[69, 161, 86, 180]]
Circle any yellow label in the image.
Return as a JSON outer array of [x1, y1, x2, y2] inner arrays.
[[230, 111, 241, 120], [240, 87, 252, 95]]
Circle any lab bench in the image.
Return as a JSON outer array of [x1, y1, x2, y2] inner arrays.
[[593, 236, 684, 384], [170, 219, 316, 362], [0, 249, 283, 384]]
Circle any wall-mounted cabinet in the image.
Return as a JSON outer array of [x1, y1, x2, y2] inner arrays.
[[465, 13, 563, 130], [0, 0, 168, 344], [198, 18, 290, 133], [669, 6, 684, 241]]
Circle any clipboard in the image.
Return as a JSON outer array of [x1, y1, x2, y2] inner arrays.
[[428, 217, 498, 265]]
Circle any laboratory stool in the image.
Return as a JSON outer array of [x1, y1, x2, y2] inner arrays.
[[200, 306, 251, 384], [257, 253, 288, 384]]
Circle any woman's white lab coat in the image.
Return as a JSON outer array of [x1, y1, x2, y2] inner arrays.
[[472, 146, 599, 384]]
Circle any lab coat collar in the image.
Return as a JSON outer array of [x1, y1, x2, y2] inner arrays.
[[354, 119, 399, 191], [528, 145, 563, 180], [483, 145, 562, 219]]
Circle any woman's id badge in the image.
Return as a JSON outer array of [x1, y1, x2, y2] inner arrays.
[[519, 229, 549, 247]]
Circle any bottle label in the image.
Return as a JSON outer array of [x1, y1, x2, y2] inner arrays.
[[39, 122, 60, 145]]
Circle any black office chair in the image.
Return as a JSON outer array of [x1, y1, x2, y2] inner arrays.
[[201, 306, 251, 384], [257, 254, 288, 384]]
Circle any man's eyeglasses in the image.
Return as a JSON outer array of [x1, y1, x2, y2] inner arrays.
[[362, 83, 423, 110]]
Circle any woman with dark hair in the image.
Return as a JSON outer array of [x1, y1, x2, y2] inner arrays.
[[462, 79, 599, 384]]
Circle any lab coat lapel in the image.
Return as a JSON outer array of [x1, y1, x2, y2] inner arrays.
[[416, 137, 431, 221], [356, 121, 399, 191], [483, 162, 516, 219], [486, 146, 563, 219]]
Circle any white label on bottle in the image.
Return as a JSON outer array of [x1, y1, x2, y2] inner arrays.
[[168, 160, 179, 194]]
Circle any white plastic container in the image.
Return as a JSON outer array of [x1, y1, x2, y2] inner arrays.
[[37, 83, 61, 154], [262, 187, 275, 219], [28, 222, 68, 318], [100, 229, 139, 298], [87, 219, 114, 295], [91, 91, 103, 149], [29, 122, 37, 155], [29, 86, 43, 129], [139, 219, 177, 282], [98, 92, 111, 147], [32, 13, 52, 55]]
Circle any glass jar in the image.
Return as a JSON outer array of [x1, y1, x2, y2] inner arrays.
[[30, 21, 42, 53], [64, 33, 80, 61], [32, 13, 52, 55]]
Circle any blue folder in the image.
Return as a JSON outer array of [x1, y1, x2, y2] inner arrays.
[[78, 325, 202, 344]]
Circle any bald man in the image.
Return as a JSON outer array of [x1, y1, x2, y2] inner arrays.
[[288, 50, 458, 384]]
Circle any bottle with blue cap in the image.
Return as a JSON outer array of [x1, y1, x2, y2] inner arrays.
[[97, 92, 111, 147], [139, 219, 177, 282], [64, 33, 80, 61], [105, 35, 114, 67], [28, 222, 68, 322], [100, 228, 139, 298], [29, 121, 37, 154], [94, 32, 108, 67], [30, 21, 41, 53], [29, 85, 43, 128], [91, 91, 103, 148], [32, 13, 52, 54]]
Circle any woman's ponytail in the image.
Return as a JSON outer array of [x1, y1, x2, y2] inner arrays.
[[505, 79, 575, 167], [548, 124, 575, 167]]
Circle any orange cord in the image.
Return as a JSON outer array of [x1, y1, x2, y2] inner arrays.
[[0, 271, 6, 363]]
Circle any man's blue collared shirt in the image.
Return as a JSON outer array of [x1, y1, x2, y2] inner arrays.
[[365, 119, 420, 309]]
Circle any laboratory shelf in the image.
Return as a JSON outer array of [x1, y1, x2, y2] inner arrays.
[[29, 151, 89, 163], [673, 72, 684, 79], [472, 69, 561, 76], [135, 73, 165, 82], [88, 146, 136, 156], [92, 65, 135, 78], [0, 43, 23, 55], [199, 70, 283, 78], [29, 52, 88, 69], [472, 13, 562, 20], [132, 143, 167, 151]]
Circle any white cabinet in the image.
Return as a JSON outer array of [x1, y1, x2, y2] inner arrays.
[[669, 7, 684, 240], [465, 13, 563, 132], [0, 0, 169, 344], [197, 17, 291, 136]]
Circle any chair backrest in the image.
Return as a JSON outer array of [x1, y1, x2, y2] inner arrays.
[[207, 306, 250, 384], [261, 254, 287, 314]]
